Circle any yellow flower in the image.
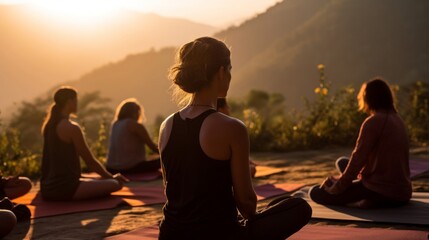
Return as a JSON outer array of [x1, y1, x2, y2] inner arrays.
[[321, 88, 328, 95], [314, 87, 321, 94], [317, 64, 325, 70]]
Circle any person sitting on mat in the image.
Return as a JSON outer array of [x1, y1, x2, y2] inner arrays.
[[216, 97, 257, 178], [106, 98, 160, 174], [0, 174, 32, 200], [309, 78, 412, 208], [158, 37, 311, 240], [41, 87, 128, 201]]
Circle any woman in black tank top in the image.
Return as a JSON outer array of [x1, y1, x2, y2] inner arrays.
[[41, 87, 128, 201], [158, 37, 311, 239]]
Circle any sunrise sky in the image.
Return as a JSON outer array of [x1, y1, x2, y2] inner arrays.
[[0, 0, 281, 26]]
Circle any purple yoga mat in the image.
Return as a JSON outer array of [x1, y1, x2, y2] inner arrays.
[[410, 158, 429, 179]]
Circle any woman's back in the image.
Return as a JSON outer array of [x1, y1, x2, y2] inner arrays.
[[160, 109, 238, 237], [361, 111, 411, 200], [41, 120, 81, 200], [107, 119, 146, 169]]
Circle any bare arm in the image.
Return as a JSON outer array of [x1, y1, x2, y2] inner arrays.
[[327, 117, 378, 194], [69, 124, 114, 179], [158, 116, 173, 187], [229, 120, 257, 219], [130, 121, 159, 153]]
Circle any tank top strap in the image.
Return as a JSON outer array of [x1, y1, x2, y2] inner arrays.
[[173, 109, 217, 124]]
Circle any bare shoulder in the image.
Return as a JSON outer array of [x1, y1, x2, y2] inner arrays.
[[206, 112, 247, 134], [160, 113, 175, 133], [57, 119, 82, 142]]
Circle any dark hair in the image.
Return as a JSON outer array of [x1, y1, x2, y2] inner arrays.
[[169, 37, 231, 94], [41, 86, 77, 136], [216, 98, 228, 111], [114, 98, 143, 122], [358, 77, 396, 113]]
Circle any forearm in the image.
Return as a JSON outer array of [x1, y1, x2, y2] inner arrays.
[[237, 192, 257, 219], [88, 160, 113, 179]]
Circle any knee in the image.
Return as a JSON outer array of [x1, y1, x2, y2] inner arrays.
[[292, 197, 312, 224], [0, 210, 17, 238], [19, 177, 33, 193], [308, 185, 324, 203]]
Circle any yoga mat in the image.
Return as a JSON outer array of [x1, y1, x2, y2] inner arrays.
[[13, 191, 124, 218], [254, 182, 305, 200], [306, 192, 429, 226], [113, 185, 165, 207], [254, 165, 284, 178], [410, 158, 429, 180], [104, 225, 429, 240], [13, 185, 166, 218], [81, 171, 162, 182]]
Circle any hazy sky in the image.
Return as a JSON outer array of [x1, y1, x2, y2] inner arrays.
[[0, 0, 281, 26]]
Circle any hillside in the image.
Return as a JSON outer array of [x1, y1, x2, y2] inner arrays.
[[66, 48, 177, 122], [27, 0, 429, 123], [0, 4, 216, 114], [217, 0, 429, 107]]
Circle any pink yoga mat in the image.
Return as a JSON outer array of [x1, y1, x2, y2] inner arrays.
[[13, 192, 124, 218], [254, 182, 305, 200], [410, 158, 429, 179], [13, 185, 166, 218], [81, 171, 162, 182], [104, 225, 429, 240]]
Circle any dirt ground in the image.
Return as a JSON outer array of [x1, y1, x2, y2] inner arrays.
[[6, 147, 429, 239]]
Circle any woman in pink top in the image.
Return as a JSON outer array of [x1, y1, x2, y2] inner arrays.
[[106, 98, 160, 174], [309, 78, 412, 208]]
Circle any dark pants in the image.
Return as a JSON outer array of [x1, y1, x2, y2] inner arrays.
[[309, 157, 408, 208], [159, 196, 312, 240], [243, 196, 312, 240], [107, 158, 160, 174]]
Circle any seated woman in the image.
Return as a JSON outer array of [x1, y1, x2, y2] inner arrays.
[[106, 98, 160, 174], [41, 87, 128, 201], [309, 78, 412, 208], [217, 98, 257, 178], [159, 37, 311, 240]]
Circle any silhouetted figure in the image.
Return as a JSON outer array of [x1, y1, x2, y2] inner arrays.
[[309, 78, 412, 208], [158, 37, 311, 240], [41, 87, 128, 201], [106, 98, 160, 174]]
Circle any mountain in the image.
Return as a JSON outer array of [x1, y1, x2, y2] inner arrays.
[[216, 0, 429, 108], [13, 0, 429, 124], [0, 4, 216, 115], [65, 48, 177, 122]]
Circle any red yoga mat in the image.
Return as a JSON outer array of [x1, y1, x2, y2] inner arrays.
[[13, 185, 166, 218], [104, 225, 429, 240], [81, 171, 162, 182], [410, 158, 429, 179], [254, 182, 305, 200]]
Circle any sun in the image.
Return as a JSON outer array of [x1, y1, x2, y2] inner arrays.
[[31, 0, 122, 26]]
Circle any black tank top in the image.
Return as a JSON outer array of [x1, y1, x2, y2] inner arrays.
[[41, 123, 81, 201], [160, 109, 238, 237]]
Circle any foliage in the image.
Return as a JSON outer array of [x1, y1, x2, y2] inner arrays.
[[1, 67, 428, 178], [399, 81, 429, 146], [0, 115, 41, 178]]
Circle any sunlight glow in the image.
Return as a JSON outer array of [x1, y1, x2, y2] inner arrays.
[[31, 0, 122, 26]]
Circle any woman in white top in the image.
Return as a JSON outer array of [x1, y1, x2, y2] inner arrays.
[[106, 98, 160, 174]]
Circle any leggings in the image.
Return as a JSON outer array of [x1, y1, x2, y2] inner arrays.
[[309, 157, 408, 208], [159, 196, 312, 240], [107, 158, 160, 174], [240, 196, 312, 240]]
